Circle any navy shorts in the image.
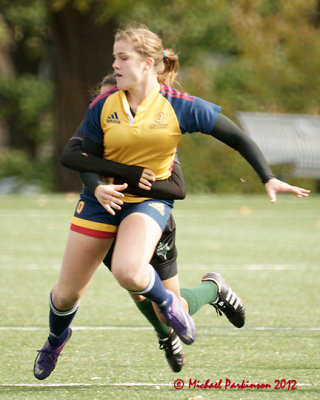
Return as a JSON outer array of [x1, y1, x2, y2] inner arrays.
[[70, 194, 173, 238]]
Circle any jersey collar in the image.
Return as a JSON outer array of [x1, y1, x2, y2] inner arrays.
[[120, 83, 161, 124]]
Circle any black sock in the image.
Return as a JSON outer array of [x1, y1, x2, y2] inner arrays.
[[48, 292, 78, 347], [129, 265, 172, 312]]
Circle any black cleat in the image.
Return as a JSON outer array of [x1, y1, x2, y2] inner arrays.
[[158, 329, 184, 373], [202, 272, 245, 328]]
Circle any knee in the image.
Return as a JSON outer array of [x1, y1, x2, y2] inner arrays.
[[51, 286, 79, 311], [113, 266, 141, 289], [112, 260, 147, 291]]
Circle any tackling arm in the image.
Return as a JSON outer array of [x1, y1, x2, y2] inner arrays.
[[62, 132, 186, 200]]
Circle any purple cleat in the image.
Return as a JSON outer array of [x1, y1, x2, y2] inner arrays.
[[160, 290, 196, 345], [33, 328, 72, 380]]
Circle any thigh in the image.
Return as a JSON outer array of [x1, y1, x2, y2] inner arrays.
[[112, 212, 162, 290], [54, 230, 113, 307]]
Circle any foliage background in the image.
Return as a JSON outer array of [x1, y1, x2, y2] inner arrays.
[[0, 0, 319, 192]]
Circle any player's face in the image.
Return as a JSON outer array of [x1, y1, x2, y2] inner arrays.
[[112, 39, 147, 91]]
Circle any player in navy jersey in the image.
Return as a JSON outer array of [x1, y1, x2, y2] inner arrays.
[[34, 26, 310, 380]]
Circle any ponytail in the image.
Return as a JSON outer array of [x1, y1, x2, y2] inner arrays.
[[158, 49, 179, 86]]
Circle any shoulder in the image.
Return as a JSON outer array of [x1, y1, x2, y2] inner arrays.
[[159, 84, 221, 134], [89, 86, 119, 110], [159, 84, 194, 104]]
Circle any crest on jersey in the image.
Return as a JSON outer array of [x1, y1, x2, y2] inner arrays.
[[149, 112, 168, 129], [155, 112, 165, 124]]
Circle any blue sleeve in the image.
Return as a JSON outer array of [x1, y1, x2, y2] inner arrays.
[[82, 103, 104, 144], [180, 96, 221, 134]]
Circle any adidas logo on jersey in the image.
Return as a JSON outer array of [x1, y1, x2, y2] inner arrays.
[[106, 112, 120, 124]]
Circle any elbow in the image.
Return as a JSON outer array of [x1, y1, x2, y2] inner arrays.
[[60, 151, 70, 168], [177, 183, 186, 200]]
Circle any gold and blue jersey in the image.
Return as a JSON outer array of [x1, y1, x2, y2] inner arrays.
[[82, 83, 221, 202]]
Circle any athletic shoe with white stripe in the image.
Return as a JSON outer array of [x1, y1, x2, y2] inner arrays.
[[202, 272, 245, 328], [158, 329, 184, 373], [160, 290, 196, 345]]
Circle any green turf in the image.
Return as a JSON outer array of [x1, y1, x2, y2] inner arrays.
[[0, 193, 319, 399]]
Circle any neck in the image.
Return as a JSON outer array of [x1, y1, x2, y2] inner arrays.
[[126, 76, 158, 112]]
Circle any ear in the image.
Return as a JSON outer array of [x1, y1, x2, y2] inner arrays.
[[145, 57, 155, 69]]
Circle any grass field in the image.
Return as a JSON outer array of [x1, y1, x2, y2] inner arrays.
[[0, 193, 319, 400]]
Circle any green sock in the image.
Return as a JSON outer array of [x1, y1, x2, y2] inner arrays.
[[135, 298, 171, 339], [180, 281, 218, 316]]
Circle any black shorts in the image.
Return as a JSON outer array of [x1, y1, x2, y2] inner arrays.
[[103, 213, 177, 280]]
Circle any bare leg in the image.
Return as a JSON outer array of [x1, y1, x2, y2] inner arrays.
[[111, 212, 162, 290], [52, 230, 114, 310]]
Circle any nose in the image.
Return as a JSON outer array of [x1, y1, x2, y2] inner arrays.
[[112, 59, 118, 70]]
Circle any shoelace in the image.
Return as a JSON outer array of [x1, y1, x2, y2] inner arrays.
[[212, 304, 223, 317], [37, 347, 60, 361], [159, 339, 169, 350]]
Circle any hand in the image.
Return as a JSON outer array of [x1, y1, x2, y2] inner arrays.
[[264, 178, 310, 203], [94, 183, 128, 215], [138, 168, 155, 190]]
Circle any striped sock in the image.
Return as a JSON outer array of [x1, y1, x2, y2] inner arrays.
[[129, 265, 173, 312], [48, 292, 79, 347]]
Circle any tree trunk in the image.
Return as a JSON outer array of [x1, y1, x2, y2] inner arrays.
[[48, 2, 116, 191]]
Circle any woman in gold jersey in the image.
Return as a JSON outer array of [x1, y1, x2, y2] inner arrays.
[[34, 26, 310, 380]]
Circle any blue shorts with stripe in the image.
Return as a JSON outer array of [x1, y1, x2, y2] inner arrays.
[[70, 194, 173, 239]]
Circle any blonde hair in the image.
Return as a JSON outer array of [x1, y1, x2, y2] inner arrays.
[[115, 26, 179, 86]]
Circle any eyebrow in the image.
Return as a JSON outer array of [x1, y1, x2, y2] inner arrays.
[[113, 52, 128, 56]]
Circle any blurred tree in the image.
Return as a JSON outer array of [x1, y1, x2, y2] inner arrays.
[[0, 0, 52, 153], [214, 0, 320, 115], [47, 1, 117, 190]]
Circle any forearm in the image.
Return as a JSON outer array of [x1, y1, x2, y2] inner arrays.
[[125, 159, 186, 200], [80, 171, 104, 194], [210, 114, 275, 184], [126, 175, 185, 200], [61, 138, 143, 186], [80, 137, 186, 199]]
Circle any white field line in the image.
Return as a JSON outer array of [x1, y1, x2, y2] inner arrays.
[[0, 326, 319, 331], [0, 382, 172, 387]]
